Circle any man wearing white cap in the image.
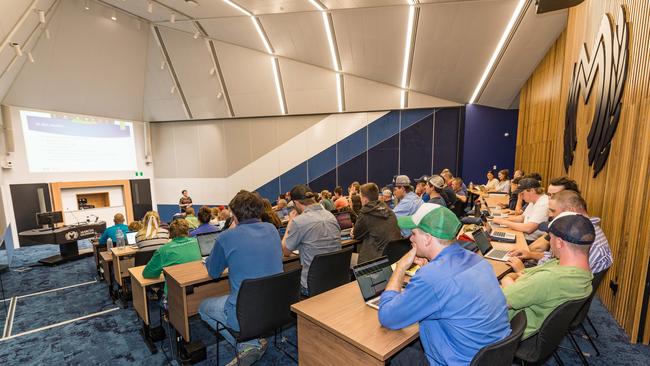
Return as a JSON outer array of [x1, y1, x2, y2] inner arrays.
[[391, 175, 423, 237], [378, 203, 510, 365]]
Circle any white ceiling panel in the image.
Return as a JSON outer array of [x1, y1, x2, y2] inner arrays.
[[102, 0, 190, 22], [410, 0, 519, 103], [159, 20, 196, 33], [143, 32, 187, 121], [156, 0, 242, 18], [344, 74, 400, 112], [408, 91, 462, 109], [214, 41, 281, 117], [199, 17, 266, 53], [239, 0, 314, 15], [478, 6, 567, 108], [280, 58, 338, 114], [0, 0, 53, 42], [159, 27, 229, 119], [334, 6, 408, 87], [322, 1, 405, 10], [260, 11, 332, 69]]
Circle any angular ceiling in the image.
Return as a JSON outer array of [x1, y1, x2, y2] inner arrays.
[[0, 0, 567, 122]]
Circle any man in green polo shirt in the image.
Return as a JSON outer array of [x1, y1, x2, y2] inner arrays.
[[501, 212, 593, 339], [143, 218, 202, 293]]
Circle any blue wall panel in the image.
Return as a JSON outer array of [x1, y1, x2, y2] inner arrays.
[[433, 108, 463, 176], [400, 115, 433, 179], [337, 128, 367, 165], [308, 145, 336, 181], [461, 104, 518, 185], [338, 152, 367, 192], [280, 162, 308, 193], [368, 134, 399, 189], [401, 108, 434, 130], [257, 177, 281, 202], [368, 111, 400, 149], [309, 169, 337, 194]]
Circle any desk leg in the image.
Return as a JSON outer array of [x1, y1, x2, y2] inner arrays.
[[297, 315, 384, 366]]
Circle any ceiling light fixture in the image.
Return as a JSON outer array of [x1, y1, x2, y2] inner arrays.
[[160, 60, 165, 70], [223, 0, 252, 16], [10, 43, 23, 57], [45, 28, 51, 39], [322, 12, 340, 71], [147, 1, 153, 13], [185, 0, 199, 5], [193, 30, 200, 39], [170, 85, 176, 94], [308, 0, 326, 11], [38, 10, 46, 23], [170, 13, 176, 23], [111, 10, 117, 21], [469, 0, 526, 104], [209, 67, 216, 75], [400, 89, 407, 109], [84, 0, 90, 10], [271, 57, 286, 114], [252, 17, 273, 54], [400, 4, 416, 89], [28, 52, 35, 63], [336, 73, 344, 113]]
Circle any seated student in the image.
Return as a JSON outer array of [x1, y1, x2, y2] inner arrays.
[[98, 213, 129, 246], [128, 220, 143, 233], [199, 191, 282, 365], [281, 185, 341, 297], [513, 169, 525, 180], [501, 214, 594, 339], [350, 194, 362, 216], [494, 169, 511, 193], [508, 190, 613, 274], [334, 195, 349, 210], [320, 190, 335, 211], [547, 176, 580, 197], [492, 178, 549, 242], [379, 203, 511, 365], [425, 175, 447, 207], [136, 211, 170, 249], [415, 176, 429, 202], [392, 175, 423, 237], [208, 206, 222, 226], [142, 218, 201, 291], [352, 183, 401, 264], [275, 199, 289, 219], [332, 186, 344, 202], [381, 188, 395, 209], [450, 177, 468, 217], [499, 176, 521, 211], [261, 198, 282, 228], [184, 207, 200, 229], [190, 206, 219, 237], [484, 170, 500, 191]]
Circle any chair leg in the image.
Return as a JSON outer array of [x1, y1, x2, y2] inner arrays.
[[553, 351, 565, 366], [579, 323, 600, 356], [586, 315, 599, 338], [567, 332, 589, 366]]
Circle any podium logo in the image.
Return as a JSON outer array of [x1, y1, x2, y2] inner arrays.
[[65, 230, 80, 241], [563, 5, 629, 177]]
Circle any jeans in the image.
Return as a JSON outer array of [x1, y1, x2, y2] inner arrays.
[[390, 340, 429, 366], [198, 295, 261, 352]]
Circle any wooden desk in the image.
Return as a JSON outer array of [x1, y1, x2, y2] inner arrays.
[[292, 282, 418, 365], [484, 193, 509, 208], [99, 251, 113, 286], [111, 246, 138, 287], [483, 228, 527, 279], [92, 240, 105, 270], [129, 266, 164, 326]]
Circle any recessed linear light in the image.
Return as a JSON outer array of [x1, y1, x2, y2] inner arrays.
[[322, 12, 339, 71], [271, 57, 286, 115], [400, 89, 407, 109], [308, 0, 326, 11], [336, 73, 344, 113], [469, 0, 526, 104], [223, 0, 252, 16], [401, 5, 416, 89], [252, 16, 273, 54]]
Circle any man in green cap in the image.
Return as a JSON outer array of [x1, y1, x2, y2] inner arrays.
[[378, 203, 511, 365]]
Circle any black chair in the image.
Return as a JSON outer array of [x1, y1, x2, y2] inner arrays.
[[134, 247, 158, 267], [566, 268, 610, 364], [514, 297, 589, 365], [306, 246, 354, 297], [470, 311, 527, 366], [383, 239, 412, 264], [215, 267, 301, 366]]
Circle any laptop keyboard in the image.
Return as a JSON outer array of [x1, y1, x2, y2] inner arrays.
[[368, 297, 380, 307], [489, 249, 509, 258], [492, 231, 508, 237], [357, 266, 383, 276]]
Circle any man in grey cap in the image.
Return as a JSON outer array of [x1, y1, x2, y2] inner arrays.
[[425, 175, 447, 207], [492, 177, 549, 242], [501, 213, 594, 339], [391, 175, 423, 237]]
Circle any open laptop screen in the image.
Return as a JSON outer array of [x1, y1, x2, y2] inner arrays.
[[472, 229, 493, 255], [335, 211, 354, 230], [353, 257, 392, 301], [196, 232, 219, 256], [126, 231, 137, 245]]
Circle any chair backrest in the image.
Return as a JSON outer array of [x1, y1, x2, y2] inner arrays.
[[515, 297, 588, 363], [470, 311, 527, 366], [134, 247, 158, 266], [307, 246, 354, 297], [235, 267, 301, 342], [570, 268, 609, 328], [382, 238, 412, 264]]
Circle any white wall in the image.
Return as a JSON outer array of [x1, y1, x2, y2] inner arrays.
[[0, 105, 155, 248]]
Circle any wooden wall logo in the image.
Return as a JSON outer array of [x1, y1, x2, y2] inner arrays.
[[563, 5, 629, 177]]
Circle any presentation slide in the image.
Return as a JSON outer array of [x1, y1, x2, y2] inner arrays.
[[19, 110, 137, 173]]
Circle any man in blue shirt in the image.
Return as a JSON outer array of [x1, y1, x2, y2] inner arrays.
[[98, 213, 129, 246], [189, 206, 219, 237], [378, 203, 511, 365], [392, 175, 423, 237], [199, 191, 283, 366]]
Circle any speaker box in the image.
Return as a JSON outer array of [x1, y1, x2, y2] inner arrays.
[[536, 0, 585, 14]]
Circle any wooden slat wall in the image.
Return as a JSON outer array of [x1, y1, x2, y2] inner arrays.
[[516, 0, 650, 343]]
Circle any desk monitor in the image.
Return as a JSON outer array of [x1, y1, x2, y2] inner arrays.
[[197, 232, 219, 257], [36, 211, 64, 227], [335, 211, 354, 230]]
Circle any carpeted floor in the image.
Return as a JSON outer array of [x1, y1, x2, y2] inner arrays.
[[0, 243, 648, 365]]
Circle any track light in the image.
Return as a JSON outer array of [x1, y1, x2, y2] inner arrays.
[[28, 52, 35, 63], [84, 0, 90, 10], [186, 0, 199, 5], [10, 43, 23, 57], [209, 67, 216, 75], [170, 13, 176, 23], [147, 1, 153, 13], [160, 61, 165, 70], [45, 28, 51, 39], [111, 10, 117, 21], [38, 10, 46, 23], [170, 85, 176, 94], [193, 30, 200, 39]]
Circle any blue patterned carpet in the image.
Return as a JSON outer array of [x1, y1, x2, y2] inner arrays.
[[0, 243, 648, 365]]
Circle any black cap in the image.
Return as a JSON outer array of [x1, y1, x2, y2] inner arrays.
[[417, 175, 430, 184], [289, 184, 314, 201], [548, 214, 595, 245]]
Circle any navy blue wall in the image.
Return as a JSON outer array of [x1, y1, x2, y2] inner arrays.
[[461, 104, 518, 186]]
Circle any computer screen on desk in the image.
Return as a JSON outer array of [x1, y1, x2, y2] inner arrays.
[[36, 211, 63, 227], [335, 212, 354, 230], [197, 232, 218, 257]]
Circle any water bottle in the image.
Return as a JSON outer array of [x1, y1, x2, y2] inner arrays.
[[116, 229, 125, 249], [469, 182, 474, 190], [106, 237, 113, 250]]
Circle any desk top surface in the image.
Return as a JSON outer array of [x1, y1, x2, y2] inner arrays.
[[99, 251, 113, 262], [111, 246, 138, 257], [129, 265, 164, 286]]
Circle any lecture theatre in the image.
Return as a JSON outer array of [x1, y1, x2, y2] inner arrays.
[[0, 0, 649, 365]]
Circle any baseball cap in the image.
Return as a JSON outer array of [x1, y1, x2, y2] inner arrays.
[[393, 175, 412, 187], [514, 177, 541, 194], [289, 185, 314, 201], [397, 203, 462, 240], [548, 212, 595, 245], [417, 175, 430, 184], [428, 175, 445, 190]]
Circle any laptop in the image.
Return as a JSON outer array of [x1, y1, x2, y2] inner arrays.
[[126, 231, 137, 245], [196, 232, 219, 257], [352, 256, 393, 310], [480, 214, 517, 243], [335, 211, 354, 230], [472, 228, 511, 262], [341, 227, 352, 239]]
